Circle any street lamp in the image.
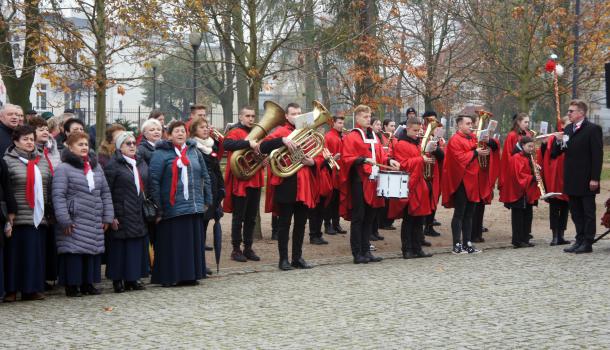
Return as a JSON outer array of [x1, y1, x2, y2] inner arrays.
[[151, 59, 160, 109], [189, 32, 203, 106], [158, 73, 165, 111]]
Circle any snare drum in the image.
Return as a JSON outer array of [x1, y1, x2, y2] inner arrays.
[[376, 171, 409, 198]]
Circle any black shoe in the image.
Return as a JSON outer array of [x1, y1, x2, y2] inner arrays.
[[205, 245, 213, 251], [369, 234, 379, 241], [564, 241, 582, 253], [291, 258, 313, 269], [556, 230, 570, 245], [271, 232, 278, 240], [278, 259, 293, 271], [335, 225, 347, 234], [125, 280, 146, 291], [432, 220, 442, 227], [424, 226, 441, 237], [482, 227, 489, 233], [526, 242, 535, 247], [80, 284, 101, 295], [310, 236, 329, 245], [231, 249, 248, 262], [65, 286, 82, 297], [113, 281, 125, 293], [243, 248, 261, 261], [415, 250, 433, 258], [513, 242, 526, 249], [472, 237, 485, 243], [206, 267, 213, 276], [353, 255, 369, 264], [177, 280, 199, 286], [402, 251, 417, 259], [421, 240, 432, 247], [574, 243, 592, 254], [364, 251, 383, 262], [325, 224, 338, 235], [379, 225, 396, 230]]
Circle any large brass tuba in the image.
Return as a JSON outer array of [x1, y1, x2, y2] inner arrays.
[[475, 109, 493, 169], [229, 101, 287, 180], [269, 100, 333, 178], [421, 116, 441, 181]]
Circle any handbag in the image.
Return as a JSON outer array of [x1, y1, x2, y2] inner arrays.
[[142, 195, 158, 223]]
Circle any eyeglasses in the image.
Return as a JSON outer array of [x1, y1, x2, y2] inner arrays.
[[124, 141, 137, 146]]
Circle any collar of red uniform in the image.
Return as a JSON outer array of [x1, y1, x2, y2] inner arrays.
[[457, 130, 473, 140]]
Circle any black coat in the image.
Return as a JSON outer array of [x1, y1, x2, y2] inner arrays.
[[562, 119, 603, 196], [0, 158, 17, 246], [104, 152, 149, 239], [136, 138, 155, 166], [0, 122, 14, 156], [196, 141, 225, 221]]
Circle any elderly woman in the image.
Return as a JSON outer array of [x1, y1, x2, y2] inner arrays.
[[52, 132, 114, 297], [104, 132, 150, 293], [3, 125, 52, 301], [149, 121, 212, 287], [190, 118, 225, 270], [30, 116, 61, 289], [137, 118, 163, 165]]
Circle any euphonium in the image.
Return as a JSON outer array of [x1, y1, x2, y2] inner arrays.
[[229, 101, 287, 180], [475, 109, 493, 169], [269, 100, 333, 178], [421, 116, 441, 181]]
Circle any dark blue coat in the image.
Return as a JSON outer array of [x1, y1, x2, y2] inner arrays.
[[149, 140, 212, 219]]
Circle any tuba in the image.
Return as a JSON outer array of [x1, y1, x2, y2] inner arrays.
[[421, 116, 441, 181], [229, 101, 287, 180], [475, 109, 493, 169], [269, 100, 333, 178]]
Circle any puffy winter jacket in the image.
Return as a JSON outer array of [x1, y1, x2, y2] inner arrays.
[[149, 140, 212, 220], [52, 150, 114, 255]]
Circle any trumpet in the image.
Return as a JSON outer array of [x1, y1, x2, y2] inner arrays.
[[324, 148, 340, 171], [210, 128, 224, 142]]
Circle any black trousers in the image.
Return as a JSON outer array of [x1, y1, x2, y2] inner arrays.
[[231, 188, 261, 249], [323, 190, 340, 228], [548, 198, 569, 231], [569, 195, 596, 243], [309, 196, 326, 239], [472, 203, 485, 241], [350, 179, 377, 257], [424, 210, 437, 227], [401, 209, 423, 253], [277, 201, 308, 261], [380, 200, 394, 227], [451, 183, 475, 245], [511, 205, 533, 244]]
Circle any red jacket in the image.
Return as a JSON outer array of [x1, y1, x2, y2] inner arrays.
[[540, 135, 568, 201], [499, 130, 534, 189], [222, 126, 265, 213], [387, 136, 436, 218], [325, 128, 343, 189], [480, 137, 501, 204], [441, 131, 482, 207], [262, 123, 319, 210], [339, 127, 388, 220], [500, 152, 541, 205]]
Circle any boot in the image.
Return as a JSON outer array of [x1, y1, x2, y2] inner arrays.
[[424, 225, 441, 237], [231, 248, 248, 262], [556, 230, 570, 245], [550, 229, 559, 246], [243, 246, 261, 261], [564, 241, 582, 253], [574, 242, 593, 254], [325, 223, 337, 235]]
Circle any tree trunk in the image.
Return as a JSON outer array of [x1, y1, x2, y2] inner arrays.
[[232, 1, 248, 109], [222, 15, 235, 126], [314, 53, 331, 108], [303, 0, 316, 108], [354, 0, 378, 106], [94, 0, 107, 149]]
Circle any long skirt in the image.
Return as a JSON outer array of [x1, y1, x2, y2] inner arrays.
[[105, 236, 150, 282], [151, 214, 206, 285], [5, 225, 46, 294], [58, 253, 102, 286], [45, 225, 58, 281]]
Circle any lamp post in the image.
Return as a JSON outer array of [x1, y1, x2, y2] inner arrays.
[[158, 73, 164, 111], [151, 59, 160, 109], [189, 32, 203, 106]]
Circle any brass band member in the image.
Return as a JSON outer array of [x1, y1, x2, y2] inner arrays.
[[499, 113, 534, 191], [259, 103, 317, 270], [421, 111, 445, 239], [370, 118, 385, 241], [339, 105, 400, 264], [501, 136, 541, 248], [379, 119, 397, 231], [322, 116, 347, 235], [441, 115, 487, 254], [223, 106, 264, 263]]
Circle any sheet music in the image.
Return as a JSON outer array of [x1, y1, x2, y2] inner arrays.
[[539, 121, 548, 135], [487, 120, 498, 133], [294, 112, 315, 129]]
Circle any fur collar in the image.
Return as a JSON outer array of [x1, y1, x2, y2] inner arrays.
[[61, 148, 99, 169]]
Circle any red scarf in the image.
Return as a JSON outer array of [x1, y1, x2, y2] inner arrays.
[[83, 154, 91, 175], [26, 156, 41, 208], [170, 145, 190, 206], [43, 147, 54, 176]]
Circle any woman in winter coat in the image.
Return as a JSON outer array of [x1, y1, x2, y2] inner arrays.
[[3, 125, 52, 301], [30, 116, 60, 289], [104, 132, 150, 293], [52, 131, 114, 297], [190, 118, 225, 261], [0, 158, 17, 301], [149, 121, 212, 287], [137, 118, 163, 166]]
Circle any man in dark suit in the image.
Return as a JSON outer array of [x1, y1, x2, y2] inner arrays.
[[560, 100, 603, 254]]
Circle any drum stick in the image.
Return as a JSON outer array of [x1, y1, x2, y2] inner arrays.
[[364, 160, 395, 170]]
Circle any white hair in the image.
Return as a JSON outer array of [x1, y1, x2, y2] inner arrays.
[[0, 103, 22, 116], [141, 118, 162, 134]]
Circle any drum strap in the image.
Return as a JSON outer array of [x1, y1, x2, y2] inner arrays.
[[354, 128, 379, 179]]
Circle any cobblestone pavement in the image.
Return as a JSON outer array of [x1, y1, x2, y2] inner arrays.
[[2, 241, 610, 349]]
